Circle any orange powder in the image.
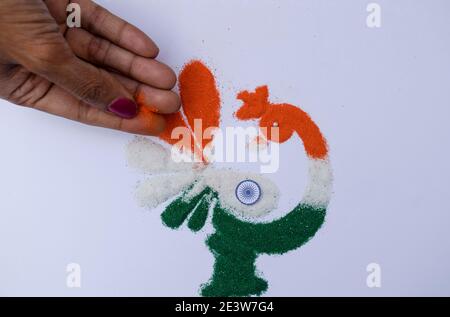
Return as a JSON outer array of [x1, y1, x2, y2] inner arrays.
[[178, 60, 221, 153], [138, 61, 327, 160], [236, 85, 328, 159], [135, 93, 160, 113], [136, 60, 221, 162], [267, 105, 328, 159]]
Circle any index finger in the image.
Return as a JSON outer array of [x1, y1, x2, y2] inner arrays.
[[73, 0, 159, 58]]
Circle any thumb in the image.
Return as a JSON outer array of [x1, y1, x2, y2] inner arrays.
[[30, 55, 138, 119]]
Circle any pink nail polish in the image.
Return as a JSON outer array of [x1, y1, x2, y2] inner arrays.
[[107, 98, 138, 119]]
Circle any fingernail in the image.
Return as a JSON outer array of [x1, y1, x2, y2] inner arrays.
[[107, 98, 138, 119]]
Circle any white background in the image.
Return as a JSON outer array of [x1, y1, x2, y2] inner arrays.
[[0, 0, 449, 296]]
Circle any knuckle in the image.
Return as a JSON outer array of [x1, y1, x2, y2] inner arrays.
[[85, 107, 102, 124], [86, 5, 107, 33], [152, 90, 180, 114], [87, 36, 110, 64], [75, 79, 104, 105], [75, 103, 90, 123], [154, 67, 177, 90], [27, 46, 74, 74], [76, 103, 101, 125], [128, 55, 138, 77]]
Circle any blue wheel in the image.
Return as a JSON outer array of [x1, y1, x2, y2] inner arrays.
[[235, 180, 261, 205]]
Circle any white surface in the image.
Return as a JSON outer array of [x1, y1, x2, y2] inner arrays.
[[1, 0, 450, 296]]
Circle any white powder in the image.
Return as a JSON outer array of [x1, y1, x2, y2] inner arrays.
[[127, 137, 280, 218], [202, 168, 279, 219], [183, 178, 207, 202], [127, 137, 194, 174], [135, 172, 198, 209], [301, 157, 333, 208]]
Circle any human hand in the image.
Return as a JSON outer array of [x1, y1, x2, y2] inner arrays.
[[0, 0, 180, 135]]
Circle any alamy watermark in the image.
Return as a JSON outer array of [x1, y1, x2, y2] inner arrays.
[[366, 262, 382, 288], [366, 3, 382, 28], [66, 3, 81, 28], [66, 263, 81, 288], [170, 120, 280, 174]]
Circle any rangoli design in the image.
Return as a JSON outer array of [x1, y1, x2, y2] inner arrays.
[[127, 60, 333, 296]]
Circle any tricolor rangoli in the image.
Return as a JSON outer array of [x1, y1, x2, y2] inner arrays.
[[127, 60, 333, 296]]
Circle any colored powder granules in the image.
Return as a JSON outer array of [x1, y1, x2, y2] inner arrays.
[[178, 60, 220, 151], [127, 137, 281, 219], [127, 137, 199, 209], [203, 202, 326, 296], [135, 173, 197, 209], [157, 60, 220, 162], [127, 59, 333, 297], [159, 183, 326, 296], [236, 85, 328, 159]]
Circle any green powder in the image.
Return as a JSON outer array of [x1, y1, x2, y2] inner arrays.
[[160, 185, 326, 297], [161, 186, 210, 229], [188, 192, 212, 232], [201, 200, 325, 296], [211, 201, 326, 255]]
